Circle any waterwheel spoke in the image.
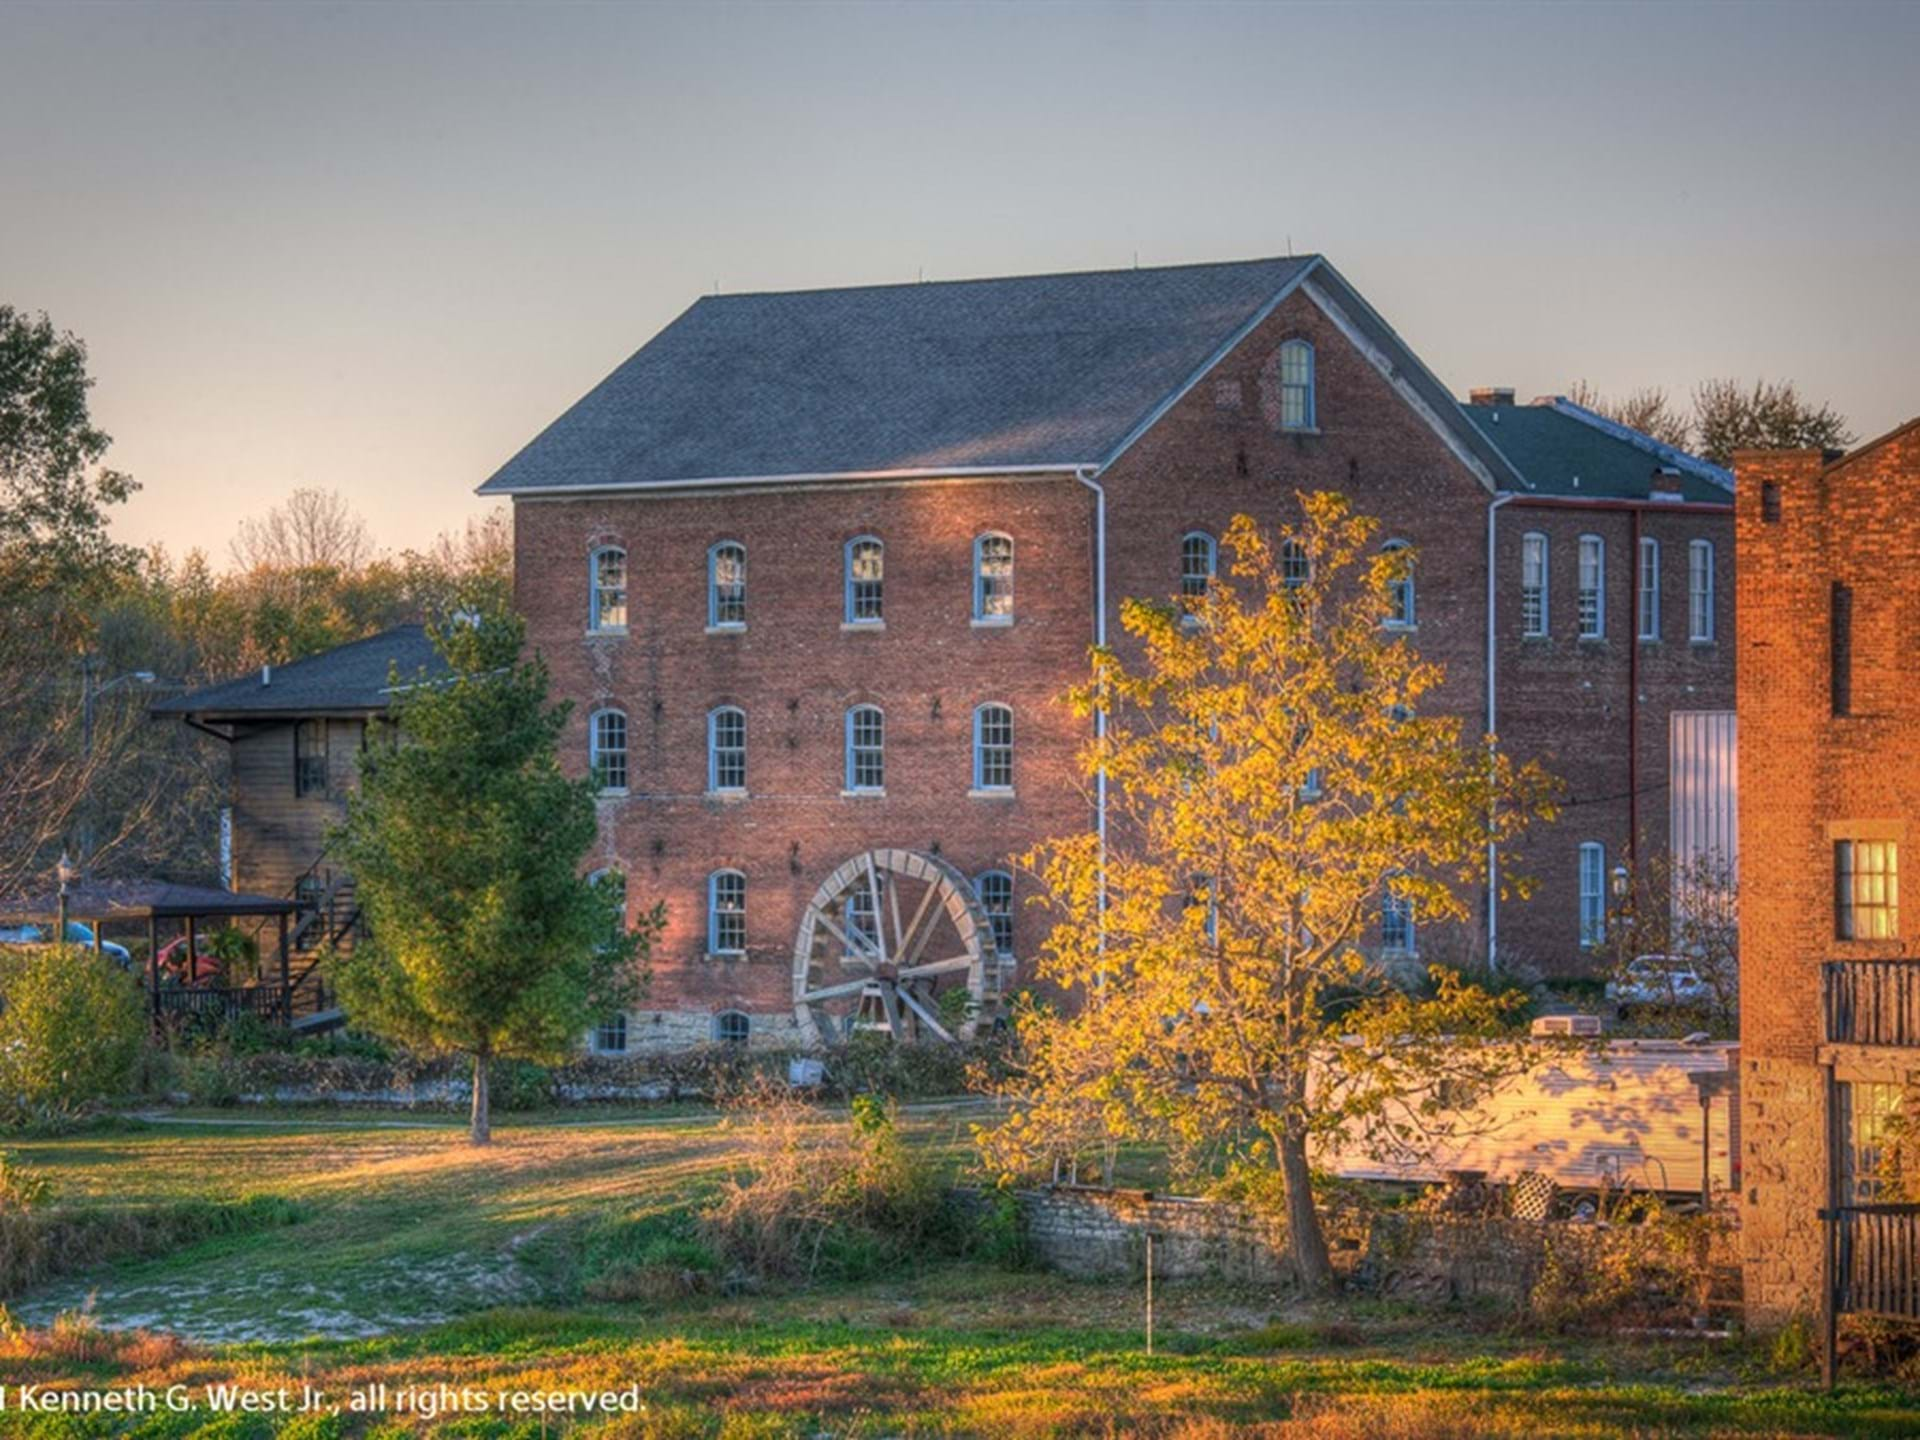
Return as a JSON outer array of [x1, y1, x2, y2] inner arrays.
[[894, 878, 944, 971], [801, 978, 873, 1003], [812, 908, 879, 963], [865, 859, 889, 963], [898, 954, 975, 979], [876, 979, 903, 1035], [895, 985, 955, 1043]]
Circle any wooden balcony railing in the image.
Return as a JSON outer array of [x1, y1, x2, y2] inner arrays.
[[1825, 1202, 1920, 1320], [1822, 960, 1920, 1047]]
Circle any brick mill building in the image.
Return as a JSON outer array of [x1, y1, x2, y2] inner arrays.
[[1738, 417, 1920, 1332], [477, 255, 1736, 1052]]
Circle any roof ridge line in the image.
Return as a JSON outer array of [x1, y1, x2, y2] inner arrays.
[[695, 253, 1324, 304]]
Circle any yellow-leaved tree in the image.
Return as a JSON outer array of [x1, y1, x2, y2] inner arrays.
[[977, 493, 1559, 1289]]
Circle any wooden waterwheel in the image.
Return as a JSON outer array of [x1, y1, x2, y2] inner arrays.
[[792, 848, 1006, 1045]]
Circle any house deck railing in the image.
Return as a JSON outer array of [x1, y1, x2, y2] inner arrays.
[[1822, 960, 1920, 1047], [1825, 1202, 1920, 1321]]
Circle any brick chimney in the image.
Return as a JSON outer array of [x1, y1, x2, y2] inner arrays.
[[1469, 387, 1517, 407]]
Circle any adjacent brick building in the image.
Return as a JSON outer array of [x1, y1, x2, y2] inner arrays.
[[480, 255, 1736, 1051], [1738, 418, 1920, 1327]]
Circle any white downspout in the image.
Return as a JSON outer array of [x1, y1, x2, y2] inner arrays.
[[1075, 468, 1109, 922], [1485, 491, 1515, 972]]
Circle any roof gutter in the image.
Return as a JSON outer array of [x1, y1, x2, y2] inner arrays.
[[1485, 491, 1515, 973], [1075, 466, 1109, 933], [478, 462, 1092, 500]]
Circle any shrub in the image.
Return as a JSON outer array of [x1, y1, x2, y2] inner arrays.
[[1527, 1206, 1725, 1331], [0, 944, 144, 1127], [0, 1154, 51, 1213], [0, 1194, 305, 1298]]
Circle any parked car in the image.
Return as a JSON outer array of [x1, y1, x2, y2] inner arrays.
[[1606, 953, 1713, 1010], [0, 921, 134, 967]]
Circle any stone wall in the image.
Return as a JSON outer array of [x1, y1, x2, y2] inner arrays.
[[1738, 1056, 1828, 1327]]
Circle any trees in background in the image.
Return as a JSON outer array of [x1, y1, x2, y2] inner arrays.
[[334, 606, 658, 1144], [976, 494, 1558, 1289], [1567, 376, 1853, 464]]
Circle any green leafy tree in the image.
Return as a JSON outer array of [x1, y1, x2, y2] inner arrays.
[[977, 494, 1558, 1289], [0, 944, 145, 1126], [335, 604, 657, 1143]]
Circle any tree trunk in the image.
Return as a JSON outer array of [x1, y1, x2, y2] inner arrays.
[[470, 1049, 491, 1146], [1277, 1122, 1333, 1292]]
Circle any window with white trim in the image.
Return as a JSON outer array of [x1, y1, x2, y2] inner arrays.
[[709, 541, 746, 628], [973, 703, 1013, 791], [1521, 532, 1548, 637], [707, 706, 746, 792], [1637, 536, 1660, 641], [1836, 840, 1899, 941], [1180, 532, 1216, 599], [715, 1010, 751, 1046], [976, 870, 1014, 955], [845, 705, 884, 792], [1579, 841, 1606, 947], [845, 536, 884, 624], [1688, 539, 1715, 642], [1281, 538, 1311, 594], [1278, 339, 1315, 430], [1578, 535, 1606, 638], [973, 533, 1013, 621], [1381, 883, 1414, 954], [708, 869, 746, 954], [1382, 540, 1415, 628], [590, 546, 628, 632], [590, 709, 628, 792]]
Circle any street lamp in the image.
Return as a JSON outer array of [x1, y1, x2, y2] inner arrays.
[[56, 850, 77, 942], [1611, 864, 1630, 901]]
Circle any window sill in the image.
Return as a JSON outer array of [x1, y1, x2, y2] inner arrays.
[[705, 624, 746, 636], [969, 787, 1016, 801], [586, 628, 628, 639], [971, 616, 1014, 629], [841, 621, 885, 633], [840, 788, 887, 799], [597, 788, 630, 800], [1382, 622, 1418, 634], [705, 950, 747, 964], [1689, 637, 1717, 648], [705, 788, 748, 803], [1279, 425, 1323, 437]]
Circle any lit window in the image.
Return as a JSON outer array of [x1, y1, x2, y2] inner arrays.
[[709, 542, 746, 628], [590, 709, 628, 792], [1836, 840, 1898, 941], [708, 706, 746, 793], [845, 536, 884, 624], [973, 703, 1013, 791], [1579, 841, 1606, 947], [708, 869, 747, 954], [1638, 536, 1660, 641], [1578, 535, 1606, 639], [1382, 540, 1415, 628], [1382, 884, 1414, 954], [594, 1012, 628, 1054], [1181, 532, 1217, 600], [1281, 538, 1311, 594], [715, 1010, 751, 1046], [1278, 339, 1315, 430], [1689, 540, 1715, 642], [1521, 532, 1548, 637], [590, 546, 628, 632], [294, 720, 329, 798], [845, 705, 884, 792], [976, 870, 1014, 955], [1840, 1081, 1904, 1202], [974, 533, 1014, 621]]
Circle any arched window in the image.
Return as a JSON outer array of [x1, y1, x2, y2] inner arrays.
[[845, 705, 885, 792], [714, 1010, 751, 1046], [708, 541, 746, 628], [1521, 532, 1549, 637], [973, 703, 1014, 791], [1280, 538, 1312, 593], [1180, 532, 1217, 599], [1579, 842, 1606, 947], [973, 533, 1014, 622], [1689, 539, 1715, 642], [707, 706, 746, 793], [590, 546, 628, 633], [1578, 535, 1606, 638], [1637, 536, 1661, 641], [708, 869, 746, 954], [845, 536, 884, 624], [976, 870, 1014, 955], [1278, 339, 1315, 430], [1381, 881, 1414, 954], [1382, 540, 1415, 628], [590, 708, 628, 793]]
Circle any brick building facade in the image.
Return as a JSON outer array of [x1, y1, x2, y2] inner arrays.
[[483, 256, 1735, 1050], [1737, 418, 1920, 1327]]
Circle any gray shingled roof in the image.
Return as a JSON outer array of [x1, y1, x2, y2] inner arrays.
[[1464, 400, 1734, 503], [153, 625, 445, 719], [480, 257, 1339, 493]]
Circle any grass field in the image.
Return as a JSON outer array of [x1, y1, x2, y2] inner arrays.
[[0, 1107, 1915, 1437]]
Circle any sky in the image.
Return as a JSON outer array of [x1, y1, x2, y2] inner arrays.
[[3, 1, 1917, 562]]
